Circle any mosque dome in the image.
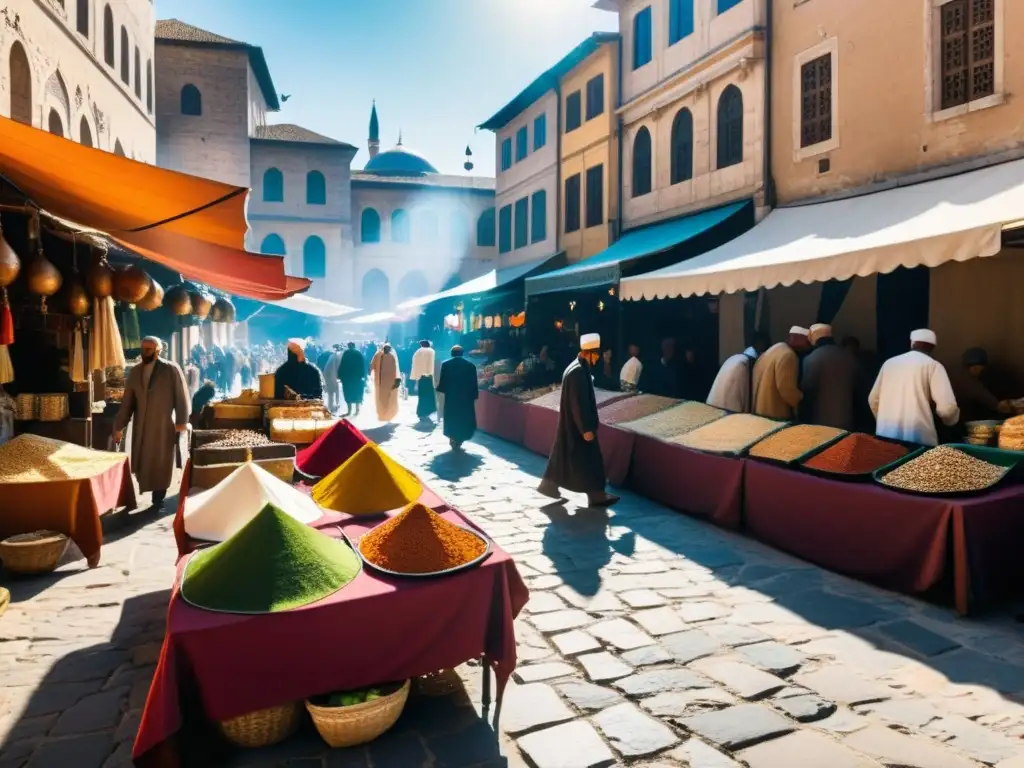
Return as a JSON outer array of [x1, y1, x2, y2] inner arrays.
[[364, 142, 439, 176]]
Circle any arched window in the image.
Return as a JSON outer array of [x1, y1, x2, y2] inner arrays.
[[262, 168, 283, 202], [303, 236, 327, 279], [670, 108, 694, 184], [77, 0, 89, 37], [260, 234, 286, 256], [180, 84, 202, 116], [632, 126, 652, 197], [398, 271, 428, 301], [476, 207, 496, 247], [8, 43, 32, 127], [361, 269, 390, 312], [306, 171, 326, 205], [48, 110, 64, 137], [120, 27, 129, 84], [146, 60, 152, 113], [450, 210, 470, 246], [391, 209, 410, 243], [361, 208, 381, 243], [717, 84, 744, 169], [79, 117, 93, 148], [133, 47, 141, 98], [417, 209, 438, 242], [102, 6, 114, 66], [114, 139, 125, 157]]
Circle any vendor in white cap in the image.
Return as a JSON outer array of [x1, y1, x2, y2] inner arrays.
[[751, 326, 811, 420], [538, 333, 619, 508], [273, 338, 324, 400], [801, 323, 861, 430], [869, 329, 959, 446]]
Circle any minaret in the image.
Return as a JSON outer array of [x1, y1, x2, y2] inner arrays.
[[368, 100, 380, 159]]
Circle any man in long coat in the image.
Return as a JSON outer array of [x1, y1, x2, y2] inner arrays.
[[370, 343, 401, 422], [752, 326, 810, 420], [436, 345, 477, 449], [338, 342, 366, 417], [538, 333, 619, 507], [800, 324, 861, 430], [113, 336, 190, 508]]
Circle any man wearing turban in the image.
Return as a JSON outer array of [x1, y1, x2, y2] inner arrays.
[[273, 339, 324, 400]]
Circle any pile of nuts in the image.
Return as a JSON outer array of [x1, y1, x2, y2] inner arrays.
[[203, 430, 273, 449], [621, 401, 725, 439], [879, 446, 1007, 493], [671, 413, 784, 454], [749, 424, 846, 462]]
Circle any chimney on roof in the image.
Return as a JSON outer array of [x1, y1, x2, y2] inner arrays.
[[368, 100, 380, 160]]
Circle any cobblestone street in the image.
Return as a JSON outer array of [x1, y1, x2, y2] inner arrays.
[[3, 400, 1024, 767]]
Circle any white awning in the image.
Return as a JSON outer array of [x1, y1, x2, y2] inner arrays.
[[621, 157, 1024, 300], [268, 294, 358, 318], [396, 255, 558, 310], [345, 311, 400, 324]]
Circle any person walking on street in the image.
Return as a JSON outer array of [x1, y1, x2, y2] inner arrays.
[[436, 345, 478, 449], [113, 336, 190, 509], [339, 342, 366, 417], [370, 343, 401, 422], [538, 333, 619, 508], [323, 344, 344, 413], [410, 340, 437, 421]]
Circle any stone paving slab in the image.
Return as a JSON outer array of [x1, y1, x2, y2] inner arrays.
[[2, 399, 1024, 768]]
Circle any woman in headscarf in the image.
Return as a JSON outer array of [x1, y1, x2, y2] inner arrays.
[[370, 342, 401, 422]]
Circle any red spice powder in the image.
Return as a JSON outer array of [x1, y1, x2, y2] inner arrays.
[[802, 433, 909, 475], [361, 503, 486, 574]]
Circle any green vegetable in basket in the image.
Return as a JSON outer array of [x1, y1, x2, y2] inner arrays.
[[365, 689, 382, 701]]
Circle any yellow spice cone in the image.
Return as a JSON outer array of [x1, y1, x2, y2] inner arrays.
[[312, 442, 422, 515]]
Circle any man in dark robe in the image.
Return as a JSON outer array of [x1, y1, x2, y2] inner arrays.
[[436, 345, 478, 450], [641, 337, 679, 397], [801, 324, 861, 430], [338, 342, 366, 417], [538, 333, 619, 507], [273, 339, 324, 400]]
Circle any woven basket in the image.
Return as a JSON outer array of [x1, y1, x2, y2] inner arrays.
[[38, 393, 69, 422], [218, 700, 302, 748], [306, 680, 410, 748], [0, 531, 69, 574], [213, 403, 263, 421], [0, 586, 9, 619], [14, 394, 37, 421]]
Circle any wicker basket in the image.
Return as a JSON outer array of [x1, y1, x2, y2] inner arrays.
[[0, 531, 69, 574], [0, 586, 9, 619], [14, 394, 37, 421], [38, 393, 69, 422], [218, 700, 303, 748], [305, 680, 410, 748], [213, 403, 263, 421], [190, 457, 296, 490]]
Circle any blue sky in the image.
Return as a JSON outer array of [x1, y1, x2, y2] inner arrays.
[[156, 0, 617, 176]]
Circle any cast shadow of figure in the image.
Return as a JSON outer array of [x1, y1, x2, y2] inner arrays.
[[0, 589, 172, 768], [361, 423, 399, 445], [427, 451, 484, 484], [540, 506, 636, 597]]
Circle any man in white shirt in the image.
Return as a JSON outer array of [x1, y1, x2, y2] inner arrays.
[[619, 343, 643, 393], [707, 333, 769, 413], [869, 329, 959, 446], [410, 340, 437, 422]]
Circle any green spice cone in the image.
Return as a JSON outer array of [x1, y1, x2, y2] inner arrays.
[[181, 503, 361, 614]]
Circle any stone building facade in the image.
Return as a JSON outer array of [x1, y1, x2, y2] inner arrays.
[[0, 0, 156, 160]]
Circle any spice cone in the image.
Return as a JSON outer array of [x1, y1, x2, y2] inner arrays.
[[181, 503, 360, 614], [312, 443, 422, 515], [296, 419, 368, 477], [360, 503, 488, 574]]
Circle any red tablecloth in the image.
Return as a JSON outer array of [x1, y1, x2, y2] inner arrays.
[[743, 461, 1024, 614], [0, 457, 136, 567], [475, 391, 526, 445], [520, 404, 635, 486], [138, 505, 529, 767], [627, 435, 745, 529]]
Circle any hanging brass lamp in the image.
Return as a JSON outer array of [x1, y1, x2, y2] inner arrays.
[[113, 264, 152, 304], [0, 217, 20, 289]]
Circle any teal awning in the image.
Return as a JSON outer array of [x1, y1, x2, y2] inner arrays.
[[525, 200, 752, 296]]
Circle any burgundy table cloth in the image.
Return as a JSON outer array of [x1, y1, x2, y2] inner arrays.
[[475, 391, 526, 445], [137, 506, 529, 767], [744, 460, 1024, 613], [627, 435, 745, 529]]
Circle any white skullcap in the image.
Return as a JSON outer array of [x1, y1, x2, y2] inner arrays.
[[809, 323, 833, 342], [141, 335, 163, 349], [580, 333, 601, 351], [910, 329, 937, 345], [789, 326, 810, 337]]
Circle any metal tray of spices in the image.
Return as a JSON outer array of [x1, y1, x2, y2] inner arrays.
[[746, 427, 849, 469], [355, 527, 493, 579], [871, 443, 1021, 498], [794, 434, 923, 483], [674, 418, 790, 458]]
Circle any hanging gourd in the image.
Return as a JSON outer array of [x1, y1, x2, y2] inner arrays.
[[164, 284, 193, 316], [189, 289, 214, 319], [24, 216, 62, 313], [211, 296, 235, 323], [113, 264, 152, 304], [86, 253, 115, 298], [136, 278, 165, 311], [0, 218, 21, 289]]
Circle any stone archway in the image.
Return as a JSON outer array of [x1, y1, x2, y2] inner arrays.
[[397, 270, 429, 302], [361, 269, 390, 312], [8, 41, 32, 126]]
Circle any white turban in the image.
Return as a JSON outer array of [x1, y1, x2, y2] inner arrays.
[[809, 324, 832, 343], [142, 336, 163, 349], [789, 326, 810, 337], [910, 329, 937, 345], [287, 338, 305, 353], [580, 333, 601, 351]]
